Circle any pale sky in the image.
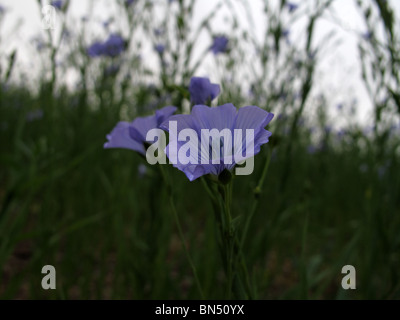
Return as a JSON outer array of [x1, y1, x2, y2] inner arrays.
[[1, 0, 399, 126]]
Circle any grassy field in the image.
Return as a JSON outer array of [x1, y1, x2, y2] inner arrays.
[[0, 0, 399, 299]]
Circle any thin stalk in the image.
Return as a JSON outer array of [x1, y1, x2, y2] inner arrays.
[[240, 147, 272, 250], [202, 177, 254, 299], [222, 183, 234, 299]]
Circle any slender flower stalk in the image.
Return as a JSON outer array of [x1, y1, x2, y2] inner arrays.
[[240, 146, 272, 251], [202, 177, 253, 299]]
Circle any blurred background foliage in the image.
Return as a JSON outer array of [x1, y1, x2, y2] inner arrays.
[[0, 0, 399, 299]]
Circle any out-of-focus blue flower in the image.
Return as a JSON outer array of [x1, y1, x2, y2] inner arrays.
[[210, 36, 229, 55], [189, 77, 220, 105], [104, 106, 177, 155], [282, 29, 290, 38], [26, 109, 44, 122], [160, 104, 274, 181], [0, 5, 5, 14], [103, 19, 112, 29], [286, 2, 298, 12], [51, 0, 63, 10], [154, 44, 165, 54], [102, 34, 126, 57], [87, 34, 126, 58], [336, 103, 343, 111], [363, 31, 372, 40], [125, 0, 135, 6], [87, 41, 105, 57]]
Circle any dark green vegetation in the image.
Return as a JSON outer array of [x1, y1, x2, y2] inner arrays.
[[0, 0, 399, 299]]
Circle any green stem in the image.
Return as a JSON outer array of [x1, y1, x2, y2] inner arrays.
[[201, 177, 254, 299], [223, 183, 234, 299], [240, 147, 272, 250]]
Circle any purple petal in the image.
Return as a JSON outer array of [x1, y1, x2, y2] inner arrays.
[[210, 83, 221, 100], [160, 113, 195, 134], [210, 36, 229, 55], [129, 115, 158, 142], [235, 106, 274, 134], [104, 121, 145, 154], [191, 103, 237, 132], [233, 106, 274, 161], [253, 129, 272, 154], [155, 105, 178, 124], [189, 77, 221, 105], [87, 42, 104, 57]]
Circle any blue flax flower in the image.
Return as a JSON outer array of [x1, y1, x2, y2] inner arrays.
[[160, 104, 274, 181], [87, 34, 126, 58], [87, 41, 104, 57], [51, 0, 63, 10], [282, 29, 290, 38], [286, 2, 298, 13], [189, 77, 220, 105], [104, 106, 177, 155], [363, 31, 372, 40], [210, 36, 229, 55], [102, 34, 126, 57], [154, 44, 165, 54]]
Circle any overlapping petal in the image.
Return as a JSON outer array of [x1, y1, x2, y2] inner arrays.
[[104, 105, 177, 155]]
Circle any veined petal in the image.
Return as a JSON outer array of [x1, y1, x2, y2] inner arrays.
[[129, 115, 158, 142], [104, 121, 145, 154], [192, 103, 237, 132], [160, 113, 195, 134], [155, 105, 178, 124], [235, 106, 274, 133], [233, 106, 273, 163]]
